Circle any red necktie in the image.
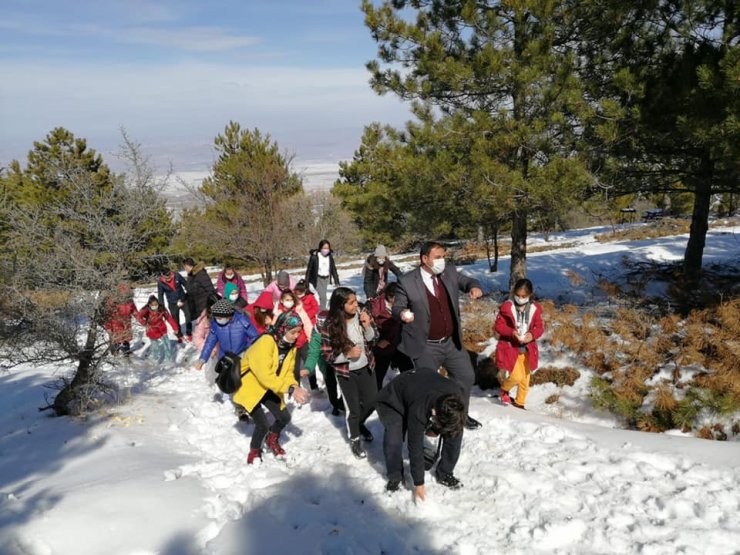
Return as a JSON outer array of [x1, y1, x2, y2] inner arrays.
[[433, 276, 442, 298]]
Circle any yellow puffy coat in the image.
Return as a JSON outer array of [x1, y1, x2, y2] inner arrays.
[[232, 334, 298, 413]]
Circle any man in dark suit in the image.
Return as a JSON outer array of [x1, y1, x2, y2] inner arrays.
[[377, 368, 467, 498], [392, 241, 484, 429]]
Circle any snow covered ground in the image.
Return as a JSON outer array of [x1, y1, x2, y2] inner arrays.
[[1, 224, 739, 554]]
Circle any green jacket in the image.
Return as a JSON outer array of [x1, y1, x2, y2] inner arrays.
[[304, 328, 329, 376]]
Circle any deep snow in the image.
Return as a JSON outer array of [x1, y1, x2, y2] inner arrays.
[[1, 224, 739, 555]]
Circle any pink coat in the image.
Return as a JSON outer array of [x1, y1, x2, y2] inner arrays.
[[494, 300, 544, 372], [216, 271, 249, 302], [263, 275, 298, 303], [193, 312, 218, 359]]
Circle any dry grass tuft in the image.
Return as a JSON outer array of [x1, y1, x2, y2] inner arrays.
[[653, 384, 679, 413], [545, 394, 560, 404], [564, 270, 585, 287], [531, 366, 581, 387], [461, 300, 495, 351]]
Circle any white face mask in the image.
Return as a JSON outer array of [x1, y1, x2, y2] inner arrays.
[[514, 296, 530, 306], [377, 257, 386, 265], [282, 300, 295, 309], [229, 293, 239, 301], [149, 304, 159, 311], [215, 317, 231, 325], [225, 272, 234, 279], [430, 258, 445, 275], [385, 300, 393, 311]]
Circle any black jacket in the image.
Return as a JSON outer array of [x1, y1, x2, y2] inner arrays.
[[187, 262, 217, 317], [363, 255, 402, 299], [157, 272, 188, 307], [305, 249, 340, 287], [377, 369, 463, 486]]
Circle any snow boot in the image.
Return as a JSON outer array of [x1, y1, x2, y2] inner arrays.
[[265, 432, 286, 458], [512, 401, 526, 410], [349, 438, 366, 459], [435, 470, 462, 489], [247, 448, 262, 465], [385, 479, 401, 493], [500, 390, 512, 406], [359, 424, 374, 442]]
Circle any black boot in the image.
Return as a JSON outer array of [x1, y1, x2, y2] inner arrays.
[[349, 438, 366, 459], [359, 424, 374, 442], [435, 470, 463, 489]]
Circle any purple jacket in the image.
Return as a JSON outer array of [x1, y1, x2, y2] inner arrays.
[[199, 312, 259, 362], [216, 271, 249, 302]]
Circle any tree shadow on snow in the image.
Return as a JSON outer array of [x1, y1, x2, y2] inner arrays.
[[161, 469, 446, 555], [0, 371, 108, 547]]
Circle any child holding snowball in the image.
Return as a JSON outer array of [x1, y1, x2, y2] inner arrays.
[[494, 279, 544, 409]]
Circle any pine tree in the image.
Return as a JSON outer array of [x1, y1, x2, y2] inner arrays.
[[363, 0, 594, 288], [190, 122, 303, 284], [578, 0, 740, 282]]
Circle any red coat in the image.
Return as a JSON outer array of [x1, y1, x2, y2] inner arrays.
[[494, 300, 544, 372], [103, 299, 139, 343], [137, 306, 178, 340], [369, 293, 399, 356], [245, 290, 275, 334], [296, 293, 319, 349]]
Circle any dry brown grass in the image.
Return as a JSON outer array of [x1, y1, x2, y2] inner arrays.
[[545, 394, 560, 404], [594, 219, 691, 243], [461, 300, 496, 352], [531, 366, 581, 387], [27, 290, 73, 309], [564, 270, 585, 287], [653, 384, 679, 413]]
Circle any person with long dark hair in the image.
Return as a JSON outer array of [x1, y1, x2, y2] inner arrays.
[[317, 287, 377, 459], [305, 239, 340, 310]]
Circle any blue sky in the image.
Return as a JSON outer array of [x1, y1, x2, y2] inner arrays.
[[0, 0, 410, 173]]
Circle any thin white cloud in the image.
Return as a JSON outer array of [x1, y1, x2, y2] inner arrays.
[[121, 26, 261, 52], [0, 19, 261, 53]]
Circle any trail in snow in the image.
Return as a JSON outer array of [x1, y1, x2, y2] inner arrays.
[[120, 341, 740, 554]]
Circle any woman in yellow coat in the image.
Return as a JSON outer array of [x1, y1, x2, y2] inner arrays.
[[233, 311, 310, 464]]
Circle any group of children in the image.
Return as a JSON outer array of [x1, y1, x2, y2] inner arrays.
[[102, 242, 545, 498]]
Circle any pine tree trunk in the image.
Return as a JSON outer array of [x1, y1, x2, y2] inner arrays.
[[683, 160, 712, 284], [510, 209, 527, 290], [53, 324, 98, 416]]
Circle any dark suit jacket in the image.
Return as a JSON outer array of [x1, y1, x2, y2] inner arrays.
[[392, 264, 481, 359]]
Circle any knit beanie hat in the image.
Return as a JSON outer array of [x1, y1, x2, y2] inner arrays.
[[374, 245, 388, 258], [211, 299, 236, 317], [277, 270, 290, 288]]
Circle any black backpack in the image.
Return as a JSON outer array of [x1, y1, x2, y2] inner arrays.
[[215, 352, 246, 394]]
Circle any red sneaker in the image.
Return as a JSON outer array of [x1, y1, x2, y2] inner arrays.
[[500, 390, 512, 406], [247, 448, 262, 464], [265, 432, 286, 457]]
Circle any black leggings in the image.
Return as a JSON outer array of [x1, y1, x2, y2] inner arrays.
[[247, 391, 291, 449], [337, 366, 377, 440]]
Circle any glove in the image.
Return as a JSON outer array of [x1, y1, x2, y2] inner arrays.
[[530, 368, 537, 376], [504, 371, 511, 380], [177, 300, 184, 307]]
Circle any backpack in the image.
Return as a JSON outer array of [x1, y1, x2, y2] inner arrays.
[[215, 351, 247, 394]]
